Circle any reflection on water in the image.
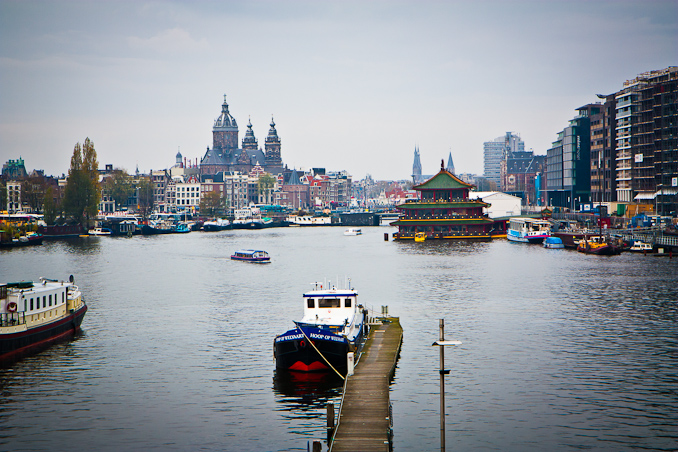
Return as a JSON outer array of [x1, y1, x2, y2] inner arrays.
[[273, 370, 344, 411], [1, 227, 677, 451]]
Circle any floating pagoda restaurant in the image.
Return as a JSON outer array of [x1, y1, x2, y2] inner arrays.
[[391, 164, 495, 240]]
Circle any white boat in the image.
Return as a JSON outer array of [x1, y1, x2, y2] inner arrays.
[[1, 276, 87, 364], [274, 280, 367, 374], [286, 215, 332, 226], [232, 206, 274, 229], [344, 228, 362, 236], [629, 241, 653, 252], [88, 227, 112, 236], [202, 218, 231, 231], [507, 218, 551, 243]]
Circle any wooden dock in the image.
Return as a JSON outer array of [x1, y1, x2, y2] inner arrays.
[[329, 317, 403, 451]]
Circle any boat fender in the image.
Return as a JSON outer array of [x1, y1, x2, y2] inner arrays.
[[7, 302, 18, 312]]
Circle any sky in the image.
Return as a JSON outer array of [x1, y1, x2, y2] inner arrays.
[[1, 0, 676, 181]]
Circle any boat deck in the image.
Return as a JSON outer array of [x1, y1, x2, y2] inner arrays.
[[330, 317, 403, 451]]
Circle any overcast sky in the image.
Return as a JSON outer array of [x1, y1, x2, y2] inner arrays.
[[1, 0, 676, 181]]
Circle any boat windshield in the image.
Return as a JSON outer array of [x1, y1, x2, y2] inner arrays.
[[318, 298, 341, 308]]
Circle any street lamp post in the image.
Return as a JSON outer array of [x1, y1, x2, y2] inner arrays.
[[432, 319, 462, 452]]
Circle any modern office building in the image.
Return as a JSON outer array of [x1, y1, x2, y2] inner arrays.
[[546, 105, 593, 209], [483, 132, 524, 187]]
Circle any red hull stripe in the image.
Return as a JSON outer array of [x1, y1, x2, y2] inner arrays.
[[0, 305, 87, 362], [288, 361, 329, 372]]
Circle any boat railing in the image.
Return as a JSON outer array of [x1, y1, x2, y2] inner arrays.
[[0, 312, 26, 327]]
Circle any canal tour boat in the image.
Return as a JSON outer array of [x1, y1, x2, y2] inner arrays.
[[230, 249, 271, 263], [507, 218, 551, 243], [1, 276, 87, 364], [274, 281, 367, 375]]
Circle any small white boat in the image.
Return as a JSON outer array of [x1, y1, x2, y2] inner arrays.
[[88, 227, 112, 236], [629, 241, 653, 252], [344, 228, 362, 236]]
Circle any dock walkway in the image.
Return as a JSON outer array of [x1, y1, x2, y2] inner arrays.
[[330, 317, 403, 452]]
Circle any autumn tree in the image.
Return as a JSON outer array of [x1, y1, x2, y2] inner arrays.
[[43, 186, 58, 225], [103, 169, 133, 210], [257, 173, 277, 204], [21, 174, 47, 213], [199, 191, 225, 217], [62, 138, 100, 226], [135, 177, 154, 220]]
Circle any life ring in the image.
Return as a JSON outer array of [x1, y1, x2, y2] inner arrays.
[[299, 340, 306, 348], [7, 302, 17, 312]]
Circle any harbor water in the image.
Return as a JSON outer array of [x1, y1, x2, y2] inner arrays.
[[1, 226, 677, 451]]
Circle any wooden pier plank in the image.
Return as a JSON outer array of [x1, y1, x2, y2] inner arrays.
[[330, 317, 403, 452]]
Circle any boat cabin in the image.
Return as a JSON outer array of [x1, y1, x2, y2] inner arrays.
[[300, 288, 359, 329]]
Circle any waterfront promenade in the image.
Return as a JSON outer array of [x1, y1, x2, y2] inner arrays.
[[330, 316, 403, 451]]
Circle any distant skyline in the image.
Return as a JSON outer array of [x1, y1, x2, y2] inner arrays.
[[1, 1, 676, 180]]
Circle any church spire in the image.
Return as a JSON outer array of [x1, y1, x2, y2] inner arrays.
[[446, 150, 455, 174]]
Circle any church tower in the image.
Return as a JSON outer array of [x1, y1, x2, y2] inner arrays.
[[446, 151, 455, 174], [212, 94, 238, 159], [412, 146, 422, 184], [264, 116, 282, 169], [242, 118, 258, 151]]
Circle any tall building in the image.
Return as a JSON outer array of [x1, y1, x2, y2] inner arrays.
[[546, 105, 593, 209], [483, 132, 524, 187], [501, 151, 545, 205], [590, 94, 617, 203], [614, 67, 678, 215]]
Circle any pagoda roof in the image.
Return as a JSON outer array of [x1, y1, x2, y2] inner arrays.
[[396, 201, 490, 209], [413, 168, 473, 190], [390, 218, 494, 226]]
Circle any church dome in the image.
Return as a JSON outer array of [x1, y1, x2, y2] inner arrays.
[[213, 94, 238, 131]]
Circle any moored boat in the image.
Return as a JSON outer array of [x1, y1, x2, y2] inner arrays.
[[88, 227, 112, 236], [507, 218, 551, 243], [629, 240, 653, 253], [230, 249, 271, 263], [414, 231, 426, 242], [202, 218, 231, 231], [1, 276, 87, 364], [274, 281, 367, 374], [0, 232, 44, 248], [543, 236, 564, 249], [576, 235, 622, 255]]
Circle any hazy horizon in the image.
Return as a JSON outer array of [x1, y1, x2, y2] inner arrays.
[[1, 0, 676, 180]]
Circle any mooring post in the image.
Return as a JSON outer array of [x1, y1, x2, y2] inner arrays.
[[327, 402, 335, 429], [439, 319, 446, 452], [312, 440, 322, 452]]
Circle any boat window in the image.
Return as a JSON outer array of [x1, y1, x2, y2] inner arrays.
[[318, 298, 340, 308], [307, 299, 315, 309], [43, 296, 46, 308], [49, 294, 52, 306], [62, 292, 64, 303], [30, 298, 33, 310], [345, 298, 352, 308]]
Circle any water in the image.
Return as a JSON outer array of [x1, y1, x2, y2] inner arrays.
[[1, 226, 677, 451]]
